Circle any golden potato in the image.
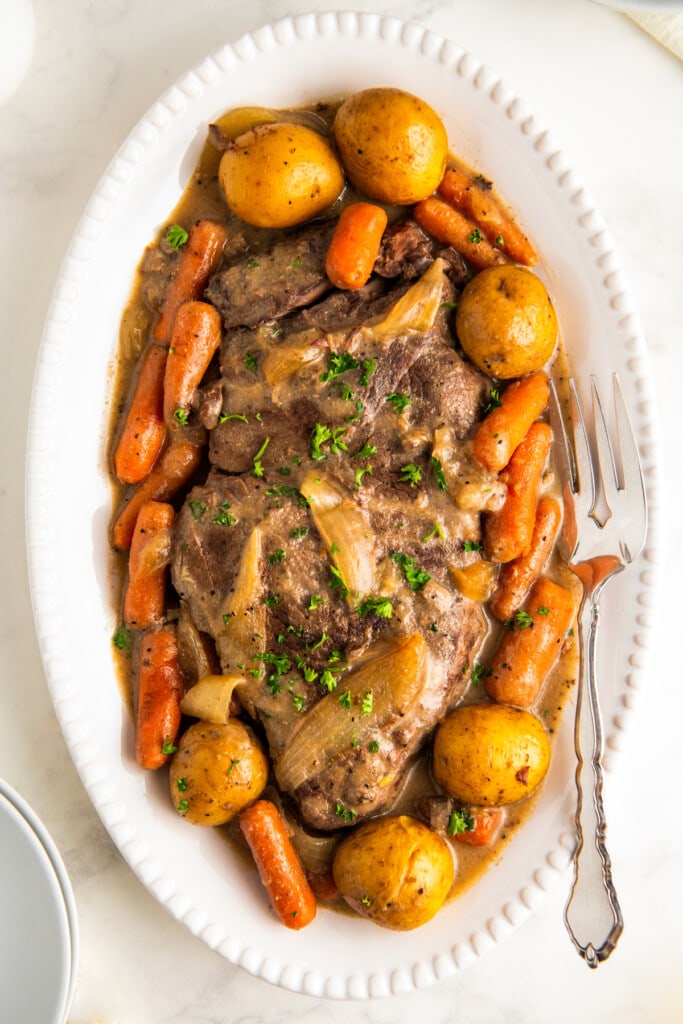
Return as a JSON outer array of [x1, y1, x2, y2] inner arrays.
[[333, 87, 448, 205], [432, 704, 550, 807], [218, 122, 344, 228], [169, 720, 268, 826], [332, 815, 454, 930], [455, 265, 558, 379]]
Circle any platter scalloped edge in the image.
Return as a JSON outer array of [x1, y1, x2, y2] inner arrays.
[[25, 10, 661, 1000]]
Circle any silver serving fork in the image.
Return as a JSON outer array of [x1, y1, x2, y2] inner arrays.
[[549, 374, 648, 967]]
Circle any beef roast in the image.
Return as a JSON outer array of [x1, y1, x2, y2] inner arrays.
[[171, 255, 491, 831]]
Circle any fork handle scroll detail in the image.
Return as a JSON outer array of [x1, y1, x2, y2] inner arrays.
[[563, 581, 624, 966]]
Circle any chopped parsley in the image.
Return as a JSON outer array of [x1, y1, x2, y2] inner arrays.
[[328, 565, 349, 599], [360, 358, 376, 385], [467, 228, 484, 244], [386, 392, 411, 414], [268, 548, 285, 565], [246, 256, 261, 269], [463, 540, 483, 552], [447, 808, 475, 835], [254, 651, 291, 694], [482, 388, 503, 414], [264, 592, 279, 607], [112, 625, 130, 651], [211, 501, 236, 527], [504, 609, 534, 631], [345, 399, 364, 423], [176, 777, 188, 792], [361, 895, 373, 906], [538, 605, 550, 616], [431, 456, 448, 491], [354, 464, 373, 488], [303, 665, 319, 683], [173, 408, 189, 426], [266, 484, 309, 508], [245, 350, 259, 371], [165, 223, 188, 250], [188, 499, 208, 521], [338, 690, 352, 710], [292, 694, 305, 713], [353, 442, 378, 460], [177, 799, 190, 814], [368, 740, 380, 753], [422, 521, 444, 543], [290, 526, 309, 539], [308, 594, 325, 611], [470, 663, 493, 686], [161, 737, 177, 755], [355, 596, 393, 619], [320, 352, 359, 382], [320, 669, 337, 692], [496, 234, 505, 247], [390, 551, 431, 591], [219, 412, 248, 424], [399, 463, 422, 487], [335, 802, 356, 822], [307, 632, 331, 652], [360, 690, 373, 716], [252, 437, 270, 478], [226, 758, 241, 774], [310, 422, 348, 461], [292, 256, 303, 267]]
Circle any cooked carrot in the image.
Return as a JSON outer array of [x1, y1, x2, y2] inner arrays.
[[473, 371, 550, 473], [123, 501, 175, 630], [453, 808, 502, 847], [489, 497, 562, 621], [153, 219, 228, 345], [112, 437, 203, 550], [413, 195, 507, 270], [307, 869, 339, 902], [163, 301, 222, 428], [484, 576, 575, 707], [325, 202, 388, 290], [113, 343, 167, 485], [438, 168, 537, 266], [135, 626, 184, 769], [484, 421, 553, 563], [240, 799, 317, 930]]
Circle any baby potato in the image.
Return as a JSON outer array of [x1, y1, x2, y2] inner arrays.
[[169, 720, 269, 826], [455, 265, 558, 379], [333, 87, 448, 205], [432, 704, 550, 807], [218, 122, 344, 228], [332, 815, 454, 930]]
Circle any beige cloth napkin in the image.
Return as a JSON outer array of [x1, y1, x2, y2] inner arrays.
[[628, 12, 683, 60]]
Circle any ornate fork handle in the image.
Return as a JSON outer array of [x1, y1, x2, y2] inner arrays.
[[564, 560, 624, 966]]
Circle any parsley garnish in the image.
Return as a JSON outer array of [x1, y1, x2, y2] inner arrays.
[[400, 463, 421, 487], [173, 408, 189, 426], [470, 663, 493, 686], [245, 351, 259, 371], [161, 738, 177, 755], [390, 551, 431, 591], [113, 625, 130, 651], [386, 392, 411, 414], [176, 777, 188, 792], [252, 437, 270, 478], [360, 358, 376, 385], [188, 499, 207, 521], [266, 484, 309, 507], [291, 526, 309, 539], [211, 501, 236, 527], [292, 694, 305, 712], [447, 808, 475, 835], [177, 799, 190, 813], [166, 223, 188, 250], [538, 605, 550, 616], [320, 670, 337, 692], [496, 234, 505, 247], [355, 596, 393, 619], [268, 548, 285, 565], [320, 352, 359, 382], [353, 443, 378, 460], [310, 422, 348, 460], [335, 802, 356, 822], [227, 758, 241, 774], [368, 740, 380, 753], [360, 690, 373, 715], [482, 388, 503, 414], [354, 464, 372, 488], [463, 540, 483, 552], [422, 521, 444, 543], [504, 609, 534, 631], [328, 565, 349, 599], [307, 632, 331, 652], [345, 399, 363, 423], [308, 594, 325, 610], [303, 665, 319, 683], [247, 256, 261, 269], [467, 228, 484, 244], [338, 690, 352, 710], [431, 456, 448, 491], [219, 412, 248, 424], [264, 592, 279, 607]]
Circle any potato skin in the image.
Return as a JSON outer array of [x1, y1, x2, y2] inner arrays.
[[432, 704, 550, 807], [218, 122, 344, 228], [169, 720, 269, 826], [455, 265, 558, 379], [333, 88, 448, 205], [332, 815, 454, 930]]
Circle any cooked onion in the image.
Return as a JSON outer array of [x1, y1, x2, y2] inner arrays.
[[180, 673, 242, 724], [215, 527, 266, 715], [300, 471, 375, 605], [128, 528, 172, 581], [261, 329, 325, 386], [176, 600, 217, 685], [275, 633, 427, 793], [350, 257, 447, 350]]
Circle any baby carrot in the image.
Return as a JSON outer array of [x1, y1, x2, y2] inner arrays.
[[489, 497, 562, 622], [452, 808, 502, 848], [413, 195, 507, 270], [123, 501, 175, 630], [473, 371, 550, 473], [240, 799, 317, 930], [153, 219, 228, 345], [112, 437, 204, 550], [163, 301, 222, 429], [438, 168, 537, 266], [484, 421, 553, 563], [484, 576, 575, 707], [325, 202, 388, 290], [113, 343, 167, 485], [135, 626, 185, 770]]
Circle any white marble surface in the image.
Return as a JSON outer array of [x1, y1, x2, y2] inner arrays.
[[1, 0, 681, 1020]]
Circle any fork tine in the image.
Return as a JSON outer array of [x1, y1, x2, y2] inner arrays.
[[612, 374, 648, 561], [568, 379, 596, 517], [591, 376, 620, 516]]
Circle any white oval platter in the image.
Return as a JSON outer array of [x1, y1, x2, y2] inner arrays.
[[25, 10, 659, 1001]]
